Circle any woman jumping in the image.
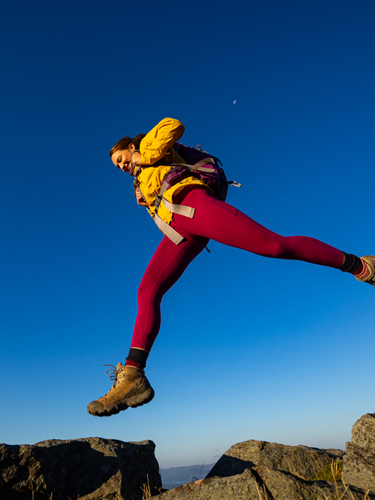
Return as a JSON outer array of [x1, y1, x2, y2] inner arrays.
[[87, 117, 374, 417]]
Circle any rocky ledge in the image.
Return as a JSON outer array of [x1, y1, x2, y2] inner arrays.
[[1, 413, 375, 499], [0, 437, 161, 499], [155, 413, 375, 499]]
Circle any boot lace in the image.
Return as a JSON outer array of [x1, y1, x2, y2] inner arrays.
[[103, 364, 123, 386]]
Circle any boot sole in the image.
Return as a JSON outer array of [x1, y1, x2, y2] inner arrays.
[[92, 387, 155, 417]]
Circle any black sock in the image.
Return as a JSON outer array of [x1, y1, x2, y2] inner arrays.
[[340, 252, 361, 274], [126, 348, 149, 368]]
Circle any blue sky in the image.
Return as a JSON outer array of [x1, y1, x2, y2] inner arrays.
[[1, 0, 375, 468]]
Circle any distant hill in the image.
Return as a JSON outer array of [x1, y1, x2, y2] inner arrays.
[[160, 463, 216, 489]]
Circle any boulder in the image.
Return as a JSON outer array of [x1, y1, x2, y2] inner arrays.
[[342, 413, 375, 493], [154, 465, 373, 499], [0, 437, 162, 500], [206, 439, 344, 480], [155, 436, 374, 500]]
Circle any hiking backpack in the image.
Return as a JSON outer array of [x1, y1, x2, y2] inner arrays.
[[152, 142, 240, 244]]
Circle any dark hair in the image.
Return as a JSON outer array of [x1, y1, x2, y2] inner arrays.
[[109, 133, 146, 157]]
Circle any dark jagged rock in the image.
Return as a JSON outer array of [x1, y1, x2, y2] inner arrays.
[[155, 465, 374, 499], [206, 439, 344, 480], [155, 424, 375, 500], [3, 413, 375, 499], [0, 437, 162, 500], [343, 413, 375, 493]]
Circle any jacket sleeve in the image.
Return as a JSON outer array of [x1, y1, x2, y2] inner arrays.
[[140, 118, 185, 165]]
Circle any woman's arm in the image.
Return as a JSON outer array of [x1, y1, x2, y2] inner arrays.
[[140, 118, 185, 165]]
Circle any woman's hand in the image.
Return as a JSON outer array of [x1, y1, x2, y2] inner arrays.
[[135, 188, 148, 206]]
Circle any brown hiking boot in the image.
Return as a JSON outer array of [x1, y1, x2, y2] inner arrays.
[[355, 256, 375, 286], [87, 363, 154, 417]]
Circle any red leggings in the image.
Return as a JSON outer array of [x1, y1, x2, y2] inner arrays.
[[131, 188, 343, 352]]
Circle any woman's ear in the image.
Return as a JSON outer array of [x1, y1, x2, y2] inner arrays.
[[129, 143, 136, 152]]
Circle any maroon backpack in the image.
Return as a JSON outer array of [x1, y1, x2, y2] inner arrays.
[[153, 143, 240, 244]]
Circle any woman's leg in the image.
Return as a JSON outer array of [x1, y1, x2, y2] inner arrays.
[[173, 188, 348, 268], [127, 233, 209, 363], [87, 233, 208, 416]]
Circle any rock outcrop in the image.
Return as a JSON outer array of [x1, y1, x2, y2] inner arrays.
[[155, 465, 373, 499], [0, 437, 161, 500], [206, 439, 344, 480], [155, 428, 375, 499], [343, 412, 375, 493], [3, 413, 375, 499]]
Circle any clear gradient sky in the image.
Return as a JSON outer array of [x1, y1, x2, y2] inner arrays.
[[1, 0, 375, 468]]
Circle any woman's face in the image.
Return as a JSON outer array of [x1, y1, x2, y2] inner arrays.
[[111, 144, 135, 172]]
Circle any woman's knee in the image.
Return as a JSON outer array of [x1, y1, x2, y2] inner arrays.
[[265, 238, 291, 259]]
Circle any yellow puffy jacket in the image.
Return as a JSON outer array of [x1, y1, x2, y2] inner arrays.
[[134, 118, 208, 226]]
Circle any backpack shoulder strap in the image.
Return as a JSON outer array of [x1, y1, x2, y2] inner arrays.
[[170, 158, 216, 173], [154, 215, 185, 245]]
